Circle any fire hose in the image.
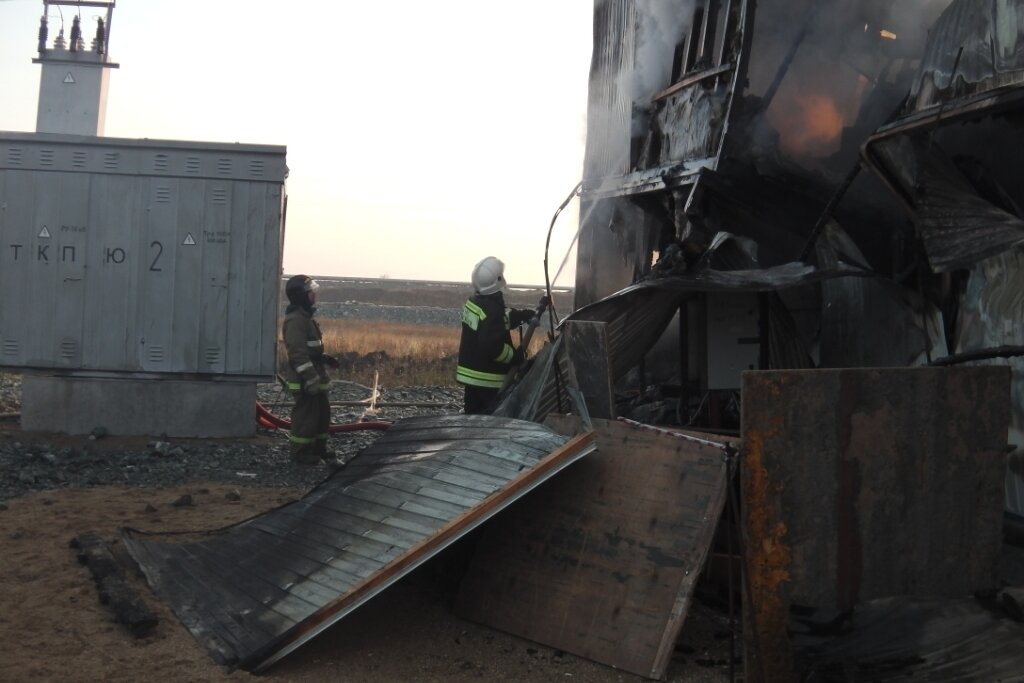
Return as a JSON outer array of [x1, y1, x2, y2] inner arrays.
[[255, 401, 391, 432]]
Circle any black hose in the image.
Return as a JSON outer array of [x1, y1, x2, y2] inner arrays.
[[543, 181, 583, 332]]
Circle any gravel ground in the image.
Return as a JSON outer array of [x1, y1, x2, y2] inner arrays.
[[0, 373, 461, 503]]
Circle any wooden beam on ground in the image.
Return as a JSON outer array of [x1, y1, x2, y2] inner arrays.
[[70, 533, 158, 637]]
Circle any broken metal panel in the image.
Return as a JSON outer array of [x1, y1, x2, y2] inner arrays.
[[820, 276, 948, 367], [741, 367, 1010, 683], [636, 76, 729, 169], [455, 417, 730, 680], [866, 134, 1024, 272], [911, 0, 1024, 109], [122, 415, 596, 672], [562, 321, 615, 419], [955, 248, 1024, 516], [792, 596, 1024, 682]]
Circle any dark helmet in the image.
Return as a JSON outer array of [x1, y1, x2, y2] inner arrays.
[[285, 274, 318, 306]]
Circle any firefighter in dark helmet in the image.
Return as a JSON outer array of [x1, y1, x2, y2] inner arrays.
[[456, 256, 538, 414], [281, 274, 340, 464]]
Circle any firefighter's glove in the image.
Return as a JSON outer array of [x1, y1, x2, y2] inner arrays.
[[322, 354, 340, 369], [537, 295, 551, 310], [302, 376, 321, 395], [511, 347, 526, 366]]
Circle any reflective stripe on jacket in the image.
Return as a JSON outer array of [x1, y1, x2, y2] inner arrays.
[[281, 308, 330, 391], [455, 292, 530, 389]]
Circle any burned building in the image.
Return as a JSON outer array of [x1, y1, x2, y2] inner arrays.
[[570, 0, 1024, 513]]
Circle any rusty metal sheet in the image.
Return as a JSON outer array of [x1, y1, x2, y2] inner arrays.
[[454, 417, 731, 680], [122, 414, 596, 672], [740, 367, 1011, 683]]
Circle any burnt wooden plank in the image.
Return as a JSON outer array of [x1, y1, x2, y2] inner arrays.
[[71, 533, 159, 638], [455, 418, 728, 679]]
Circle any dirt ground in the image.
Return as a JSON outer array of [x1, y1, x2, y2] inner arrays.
[[0, 483, 735, 683]]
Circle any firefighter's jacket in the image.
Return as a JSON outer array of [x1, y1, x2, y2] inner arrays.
[[456, 292, 532, 389], [282, 306, 330, 392]]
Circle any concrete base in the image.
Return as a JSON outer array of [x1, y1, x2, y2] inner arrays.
[[21, 376, 257, 437]]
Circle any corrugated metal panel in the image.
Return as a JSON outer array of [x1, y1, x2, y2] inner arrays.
[[122, 414, 596, 672], [584, 0, 636, 179], [740, 367, 1010, 683], [0, 131, 285, 379], [911, 0, 1024, 108]]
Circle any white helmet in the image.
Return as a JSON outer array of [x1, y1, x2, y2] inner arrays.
[[471, 256, 506, 295]]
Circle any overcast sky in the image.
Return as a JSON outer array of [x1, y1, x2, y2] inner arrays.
[[0, 0, 592, 286]]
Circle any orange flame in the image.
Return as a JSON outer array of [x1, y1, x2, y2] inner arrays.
[[770, 93, 845, 157]]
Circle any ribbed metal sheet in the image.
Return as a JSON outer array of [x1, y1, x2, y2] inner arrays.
[[0, 131, 285, 378], [910, 0, 1024, 107], [122, 414, 596, 672]]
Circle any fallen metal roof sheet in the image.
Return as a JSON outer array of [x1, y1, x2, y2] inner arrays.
[[121, 414, 596, 672]]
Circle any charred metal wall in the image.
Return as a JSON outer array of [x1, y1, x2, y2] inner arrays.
[[741, 366, 1010, 683], [912, 0, 1024, 108]]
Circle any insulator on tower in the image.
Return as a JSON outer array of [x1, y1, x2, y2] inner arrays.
[[37, 16, 48, 54]]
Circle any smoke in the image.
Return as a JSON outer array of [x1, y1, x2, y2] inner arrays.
[[618, 0, 696, 103]]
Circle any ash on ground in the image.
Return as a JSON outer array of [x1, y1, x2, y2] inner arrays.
[[0, 373, 462, 503]]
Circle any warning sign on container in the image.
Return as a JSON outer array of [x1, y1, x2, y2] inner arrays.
[[63, 72, 75, 84], [38, 226, 51, 238], [183, 233, 196, 245]]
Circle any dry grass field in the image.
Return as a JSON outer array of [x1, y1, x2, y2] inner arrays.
[[318, 319, 460, 386], [275, 277, 564, 386]]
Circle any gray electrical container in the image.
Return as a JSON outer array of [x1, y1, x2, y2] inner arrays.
[[0, 131, 286, 380]]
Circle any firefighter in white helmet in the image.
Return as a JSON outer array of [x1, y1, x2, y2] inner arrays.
[[456, 257, 539, 414], [281, 274, 340, 465]]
